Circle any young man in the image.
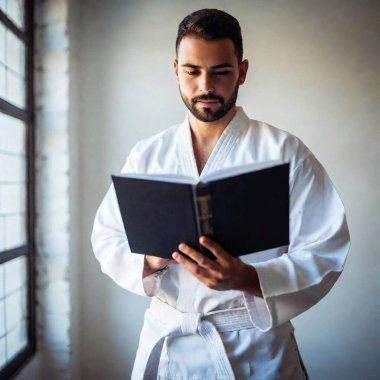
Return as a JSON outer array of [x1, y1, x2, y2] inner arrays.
[[91, 9, 350, 380]]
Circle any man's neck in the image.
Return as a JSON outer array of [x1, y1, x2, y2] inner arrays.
[[189, 106, 238, 175], [189, 106, 238, 147]]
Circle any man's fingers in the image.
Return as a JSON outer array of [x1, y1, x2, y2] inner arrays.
[[172, 251, 207, 277], [178, 243, 218, 269], [199, 236, 231, 264]]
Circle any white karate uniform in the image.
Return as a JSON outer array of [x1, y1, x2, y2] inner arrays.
[[91, 107, 350, 380]]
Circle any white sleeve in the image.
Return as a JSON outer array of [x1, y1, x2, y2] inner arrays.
[[243, 155, 350, 331], [91, 153, 161, 297]]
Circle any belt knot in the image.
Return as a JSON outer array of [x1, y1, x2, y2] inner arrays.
[[180, 312, 202, 335]]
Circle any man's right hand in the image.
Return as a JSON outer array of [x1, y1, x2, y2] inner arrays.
[[143, 255, 176, 278]]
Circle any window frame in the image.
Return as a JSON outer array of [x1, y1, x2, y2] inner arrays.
[[0, 0, 36, 378]]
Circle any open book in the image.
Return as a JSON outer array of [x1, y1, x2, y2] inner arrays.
[[112, 161, 289, 259]]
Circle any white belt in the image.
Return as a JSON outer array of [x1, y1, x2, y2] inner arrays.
[[143, 297, 255, 380]]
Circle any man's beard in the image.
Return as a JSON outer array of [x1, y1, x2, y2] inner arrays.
[[179, 81, 240, 122]]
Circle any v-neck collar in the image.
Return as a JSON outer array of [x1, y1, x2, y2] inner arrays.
[[179, 107, 250, 180]]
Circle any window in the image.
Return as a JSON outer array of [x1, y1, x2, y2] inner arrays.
[[0, 0, 35, 378]]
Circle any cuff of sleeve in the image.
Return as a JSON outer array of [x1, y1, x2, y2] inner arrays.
[[242, 263, 278, 332], [243, 291, 275, 332], [101, 252, 148, 297], [142, 267, 167, 297]]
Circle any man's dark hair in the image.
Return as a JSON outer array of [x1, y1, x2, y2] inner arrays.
[[176, 9, 243, 63]]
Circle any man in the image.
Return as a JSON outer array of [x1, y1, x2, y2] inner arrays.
[[91, 9, 350, 380]]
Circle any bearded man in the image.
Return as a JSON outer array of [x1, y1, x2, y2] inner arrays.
[[92, 9, 350, 380]]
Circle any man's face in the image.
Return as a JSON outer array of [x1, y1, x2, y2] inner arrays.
[[174, 37, 248, 123]]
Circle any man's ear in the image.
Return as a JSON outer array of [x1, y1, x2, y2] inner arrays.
[[239, 59, 249, 85], [173, 59, 179, 84]]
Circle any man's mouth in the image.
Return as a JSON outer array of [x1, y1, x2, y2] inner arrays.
[[196, 100, 220, 108], [193, 95, 223, 103], [195, 98, 222, 107]]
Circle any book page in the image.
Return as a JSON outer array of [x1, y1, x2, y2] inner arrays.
[[202, 160, 285, 182], [115, 172, 198, 185]]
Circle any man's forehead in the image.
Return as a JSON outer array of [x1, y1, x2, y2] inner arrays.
[[177, 36, 238, 66]]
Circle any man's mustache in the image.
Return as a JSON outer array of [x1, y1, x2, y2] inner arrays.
[[191, 95, 224, 104]]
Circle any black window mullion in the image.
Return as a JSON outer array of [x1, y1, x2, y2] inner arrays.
[[0, 98, 29, 121], [25, 0, 37, 360], [0, 246, 28, 264], [0, 346, 35, 379], [0, 9, 27, 42]]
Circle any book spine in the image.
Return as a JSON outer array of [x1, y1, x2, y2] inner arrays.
[[193, 183, 215, 258]]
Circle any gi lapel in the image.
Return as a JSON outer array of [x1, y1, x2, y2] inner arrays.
[[179, 107, 250, 180]]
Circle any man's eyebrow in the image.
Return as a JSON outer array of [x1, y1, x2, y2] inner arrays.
[[181, 63, 234, 69]]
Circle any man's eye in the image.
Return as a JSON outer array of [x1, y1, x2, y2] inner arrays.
[[185, 71, 198, 76], [214, 71, 230, 76]]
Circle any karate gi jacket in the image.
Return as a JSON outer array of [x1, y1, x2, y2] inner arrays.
[[91, 107, 350, 380]]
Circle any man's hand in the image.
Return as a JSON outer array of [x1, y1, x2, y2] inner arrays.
[[172, 236, 263, 297], [143, 255, 176, 278]]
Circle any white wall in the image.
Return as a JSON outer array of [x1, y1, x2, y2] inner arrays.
[[73, 1, 380, 379]]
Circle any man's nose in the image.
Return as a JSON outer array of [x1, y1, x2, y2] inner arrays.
[[199, 72, 215, 94]]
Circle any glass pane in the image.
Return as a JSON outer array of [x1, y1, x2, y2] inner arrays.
[[5, 69, 25, 108], [0, 217, 4, 251], [0, 113, 26, 155], [6, 319, 27, 360], [4, 214, 26, 250], [0, 22, 5, 66], [0, 264, 3, 299], [4, 256, 26, 296], [0, 152, 26, 182], [0, 65, 5, 98], [1, 257, 27, 364], [0, 0, 5, 13], [6, 0, 24, 30], [0, 183, 25, 215], [0, 300, 4, 336], [0, 337, 5, 369], [0, 115, 27, 249], [6, 29, 25, 76], [5, 289, 23, 331]]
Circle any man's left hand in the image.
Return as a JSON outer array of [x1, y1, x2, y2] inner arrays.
[[172, 236, 263, 297]]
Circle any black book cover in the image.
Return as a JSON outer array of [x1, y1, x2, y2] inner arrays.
[[112, 162, 289, 259]]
